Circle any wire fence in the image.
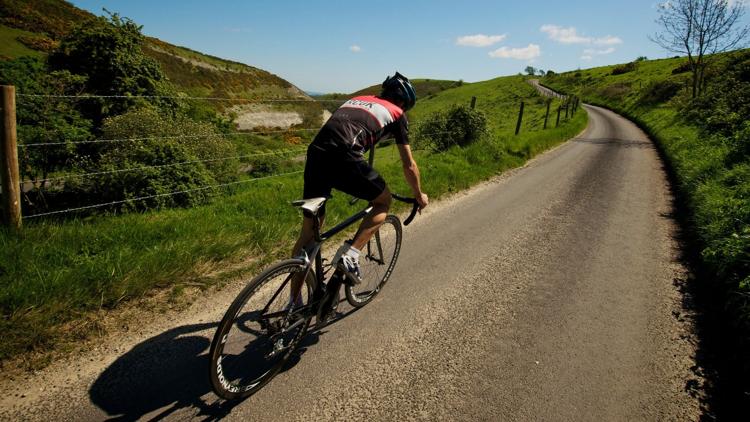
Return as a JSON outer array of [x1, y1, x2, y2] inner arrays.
[[15, 93, 350, 103], [4, 84, 577, 223], [22, 170, 305, 219]]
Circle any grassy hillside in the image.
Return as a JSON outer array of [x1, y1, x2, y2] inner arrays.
[[0, 24, 46, 59], [0, 74, 586, 367], [543, 49, 750, 413], [0, 0, 319, 115], [315, 79, 462, 112]]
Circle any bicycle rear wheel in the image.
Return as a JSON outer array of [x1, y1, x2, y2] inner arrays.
[[209, 259, 315, 400], [345, 214, 402, 307]]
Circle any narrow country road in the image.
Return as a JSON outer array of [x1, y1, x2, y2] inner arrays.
[[0, 105, 701, 421]]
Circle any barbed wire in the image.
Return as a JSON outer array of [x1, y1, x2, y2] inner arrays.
[[22, 148, 308, 185], [16, 93, 348, 103], [18, 124, 465, 149], [18, 128, 320, 148], [23, 170, 304, 219]]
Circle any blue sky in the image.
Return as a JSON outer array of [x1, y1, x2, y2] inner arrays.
[[69, 0, 749, 93]]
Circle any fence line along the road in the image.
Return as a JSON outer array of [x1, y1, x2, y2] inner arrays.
[[16, 93, 348, 103], [22, 148, 309, 185], [17, 128, 322, 148], [1, 85, 21, 231], [23, 170, 305, 219], [7, 82, 576, 226]]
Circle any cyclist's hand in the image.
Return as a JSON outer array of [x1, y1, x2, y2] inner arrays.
[[416, 192, 429, 212]]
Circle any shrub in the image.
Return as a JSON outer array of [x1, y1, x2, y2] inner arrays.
[[48, 12, 177, 124], [78, 108, 239, 211], [247, 154, 281, 177], [611, 62, 637, 75], [639, 79, 682, 105], [598, 82, 632, 99], [416, 105, 487, 152], [672, 61, 692, 75]]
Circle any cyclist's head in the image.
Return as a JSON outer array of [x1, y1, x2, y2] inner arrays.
[[380, 72, 417, 111]]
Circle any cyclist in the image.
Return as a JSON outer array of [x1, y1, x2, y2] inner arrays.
[[289, 72, 428, 306]]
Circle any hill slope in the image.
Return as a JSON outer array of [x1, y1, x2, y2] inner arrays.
[[0, 0, 323, 128]]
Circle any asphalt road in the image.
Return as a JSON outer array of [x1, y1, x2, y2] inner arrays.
[[0, 105, 701, 421]]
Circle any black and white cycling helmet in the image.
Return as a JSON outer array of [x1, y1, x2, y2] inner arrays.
[[381, 72, 417, 111]]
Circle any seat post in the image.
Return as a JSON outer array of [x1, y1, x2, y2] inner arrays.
[[313, 213, 323, 242]]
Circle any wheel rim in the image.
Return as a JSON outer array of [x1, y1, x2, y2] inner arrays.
[[349, 217, 400, 303], [214, 265, 310, 394]]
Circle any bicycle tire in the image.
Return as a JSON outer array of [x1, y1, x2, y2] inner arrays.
[[209, 259, 315, 400], [345, 214, 402, 307]]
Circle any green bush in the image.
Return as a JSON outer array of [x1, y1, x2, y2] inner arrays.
[[77, 108, 239, 210], [639, 79, 682, 105], [247, 154, 281, 177], [48, 12, 177, 124], [0, 56, 92, 186], [415, 105, 487, 152], [611, 62, 637, 75]]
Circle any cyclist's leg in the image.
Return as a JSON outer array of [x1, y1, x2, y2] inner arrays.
[[332, 159, 391, 251], [289, 147, 331, 304], [351, 186, 391, 250]]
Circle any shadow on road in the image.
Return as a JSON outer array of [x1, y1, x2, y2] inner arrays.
[[89, 299, 359, 421], [572, 137, 654, 149]]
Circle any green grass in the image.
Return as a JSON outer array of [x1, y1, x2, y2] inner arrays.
[[0, 24, 45, 59], [0, 74, 587, 364]]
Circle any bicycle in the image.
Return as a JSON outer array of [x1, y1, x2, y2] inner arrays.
[[208, 190, 419, 400]]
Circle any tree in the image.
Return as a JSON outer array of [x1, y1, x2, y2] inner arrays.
[[0, 57, 92, 190], [48, 12, 177, 125], [537, 69, 546, 76], [524, 66, 537, 76], [650, 0, 749, 97]]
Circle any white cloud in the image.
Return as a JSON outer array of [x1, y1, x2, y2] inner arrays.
[[583, 47, 616, 55], [541, 24, 624, 46], [594, 35, 623, 46], [349, 45, 362, 53], [489, 44, 541, 60], [540, 25, 591, 44], [581, 55, 593, 61], [456, 34, 507, 47]]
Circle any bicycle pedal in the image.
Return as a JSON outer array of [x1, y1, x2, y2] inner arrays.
[[341, 270, 362, 286]]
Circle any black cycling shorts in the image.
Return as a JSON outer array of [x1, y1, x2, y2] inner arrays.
[[303, 145, 387, 212]]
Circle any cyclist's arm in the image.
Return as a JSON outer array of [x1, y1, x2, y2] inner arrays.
[[397, 144, 428, 210]]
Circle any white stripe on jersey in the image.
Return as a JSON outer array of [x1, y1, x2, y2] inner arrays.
[[340, 99, 394, 128]]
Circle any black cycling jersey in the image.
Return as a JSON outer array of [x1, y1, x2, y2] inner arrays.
[[311, 95, 409, 161]]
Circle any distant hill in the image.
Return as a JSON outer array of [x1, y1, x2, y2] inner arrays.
[[314, 79, 462, 112], [0, 0, 325, 128], [316, 79, 461, 100]]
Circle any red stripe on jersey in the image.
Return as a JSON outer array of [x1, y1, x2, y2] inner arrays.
[[352, 96, 404, 120]]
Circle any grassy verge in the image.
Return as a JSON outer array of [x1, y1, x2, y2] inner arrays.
[[542, 50, 750, 414], [0, 24, 46, 59], [0, 75, 587, 366]]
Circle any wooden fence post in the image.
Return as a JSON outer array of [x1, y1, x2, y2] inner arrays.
[[556, 105, 561, 127], [515, 101, 524, 135], [1, 85, 21, 231], [564, 100, 569, 119], [543, 99, 551, 129], [470, 96, 477, 109]]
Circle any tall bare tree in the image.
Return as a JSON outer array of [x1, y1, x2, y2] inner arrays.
[[651, 0, 749, 97]]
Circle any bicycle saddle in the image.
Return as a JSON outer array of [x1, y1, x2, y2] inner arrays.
[[291, 197, 327, 216]]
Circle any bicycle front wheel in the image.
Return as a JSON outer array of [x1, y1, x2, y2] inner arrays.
[[209, 259, 315, 400], [345, 214, 402, 307]]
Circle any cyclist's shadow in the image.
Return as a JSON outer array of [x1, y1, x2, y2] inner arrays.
[[89, 300, 355, 421]]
